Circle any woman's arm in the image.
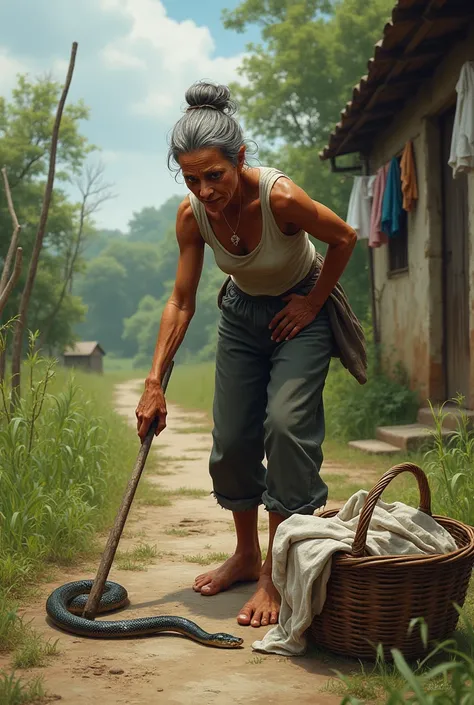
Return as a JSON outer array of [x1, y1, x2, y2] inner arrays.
[[136, 198, 204, 439], [269, 178, 357, 342], [272, 177, 356, 307]]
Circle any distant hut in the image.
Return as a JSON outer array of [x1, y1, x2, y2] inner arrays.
[[63, 341, 106, 374]]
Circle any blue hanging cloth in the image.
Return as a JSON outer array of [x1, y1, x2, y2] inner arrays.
[[381, 157, 403, 237]]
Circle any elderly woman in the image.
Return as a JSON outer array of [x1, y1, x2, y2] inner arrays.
[[136, 81, 364, 629]]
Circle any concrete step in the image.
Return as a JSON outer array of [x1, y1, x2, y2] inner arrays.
[[348, 439, 401, 455], [376, 423, 451, 451], [417, 405, 474, 431]]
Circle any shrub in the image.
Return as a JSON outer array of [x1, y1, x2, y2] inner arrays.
[[338, 610, 474, 704], [0, 328, 138, 590], [324, 342, 419, 442], [422, 397, 474, 526]]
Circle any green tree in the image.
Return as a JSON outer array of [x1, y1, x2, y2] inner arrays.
[[75, 256, 128, 353], [101, 241, 164, 309], [82, 228, 124, 260], [127, 196, 183, 244], [0, 73, 93, 351], [123, 256, 225, 367], [76, 216, 183, 357]]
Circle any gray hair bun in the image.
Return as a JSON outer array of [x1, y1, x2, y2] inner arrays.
[[168, 80, 257, 174], [185, 81, 237, 116]]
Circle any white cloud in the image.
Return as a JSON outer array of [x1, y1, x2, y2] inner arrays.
[[0, 48, 29, 93], [100, 0, 246, 119], [101, 46, 146, 70], [0, 0, 249, 230]]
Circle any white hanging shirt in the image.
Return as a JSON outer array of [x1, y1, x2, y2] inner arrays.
[[346, 175, 376, 240], [449, 61, 474, 178]]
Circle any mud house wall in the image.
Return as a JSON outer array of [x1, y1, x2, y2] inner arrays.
[[368, 22, 474, 406]]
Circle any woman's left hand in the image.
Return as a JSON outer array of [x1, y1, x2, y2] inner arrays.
[[269, 294, 320, 342]]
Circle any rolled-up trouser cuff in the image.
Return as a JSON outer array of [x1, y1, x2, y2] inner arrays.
[[212, 491, 263, 513], [261, 488, 328, 519]]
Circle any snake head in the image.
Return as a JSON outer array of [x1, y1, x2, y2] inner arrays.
[[212, 632, 244, 648]]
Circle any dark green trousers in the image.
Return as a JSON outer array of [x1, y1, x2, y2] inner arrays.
[[210, 274, 334, 518]]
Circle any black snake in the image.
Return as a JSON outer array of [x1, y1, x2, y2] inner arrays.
[[46, 580, 243, 648]]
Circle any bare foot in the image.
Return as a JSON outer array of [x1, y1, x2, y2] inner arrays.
[[237, 573, 280, 627], [193, 551, 261, 596]]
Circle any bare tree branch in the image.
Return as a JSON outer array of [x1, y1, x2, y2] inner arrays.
[[0, 167, 22, 295], [11, 145, 44, 187], [11, 41, 78, 404], [40, 159, 115, 342], [0, 247, 22, 316], [0, 167, 23, 382]]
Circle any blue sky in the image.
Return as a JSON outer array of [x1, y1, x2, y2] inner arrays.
[[0, 0, 259, 231]]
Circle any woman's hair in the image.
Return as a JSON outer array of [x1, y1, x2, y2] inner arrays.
[[168, 81, 246, 173]]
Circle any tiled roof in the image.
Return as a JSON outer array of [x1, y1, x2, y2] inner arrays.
[[321, 0, 471, 161]]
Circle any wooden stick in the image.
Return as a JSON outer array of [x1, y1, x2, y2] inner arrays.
[[0, 247, 22, 316], [10, 41, 78, 404], [0, 167, 22, 296], [82, 362, 174, 620]]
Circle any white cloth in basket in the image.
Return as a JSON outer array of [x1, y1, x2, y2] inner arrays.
[[252, 490, 457, 657]]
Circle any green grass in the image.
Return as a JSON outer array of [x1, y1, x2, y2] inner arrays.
[[323, 662, 407, 702], [103, 356, 146, 374], [137, 483, 172, 507], [0, 358, 150, 592], [116, 544, 174, 570], [0, 592, 59, 670], [323, 438, 420, 474], [167, 362, 215, 416], [138, 484, 209, 506], [116, 542, 159, 571], [164, 527, 194, 537], [183, 551, 230, 566], [0, 330, 165, 685], [0, 672, 46, 705], [12, 634, 59, 670], [0, 594, 25, 654], [168, 487, 209, 498]]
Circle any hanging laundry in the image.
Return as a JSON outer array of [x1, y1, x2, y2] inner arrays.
[[381, 157, 403, 237], [346, 175, 375, 240], [400, 141, 418, 212], [449, 61, 474, 178], [369, 164, 389, 248]]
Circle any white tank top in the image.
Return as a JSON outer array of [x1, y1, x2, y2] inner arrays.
[[188, 167, 315, 296]]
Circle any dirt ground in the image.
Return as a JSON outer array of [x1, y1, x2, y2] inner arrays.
[[2, 380, 376, 705]]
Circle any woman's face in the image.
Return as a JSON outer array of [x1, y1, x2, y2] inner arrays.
[[178, 146, 245, 213]]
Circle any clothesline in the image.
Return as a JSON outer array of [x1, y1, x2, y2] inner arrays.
[[346, 141, 416, 248]]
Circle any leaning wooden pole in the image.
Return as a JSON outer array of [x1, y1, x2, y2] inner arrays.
[[82, 362, 174, 621], [10, 42, 78, 403]]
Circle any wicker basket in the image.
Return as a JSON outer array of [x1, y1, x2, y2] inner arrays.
[[310, 463, 474, 660]]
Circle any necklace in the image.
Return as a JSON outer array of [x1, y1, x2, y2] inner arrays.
[[221, 183, 242, 247]]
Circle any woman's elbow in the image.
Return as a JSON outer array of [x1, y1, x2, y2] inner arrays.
[[168, 295, 196, 321], [345, 227, 357, 251]]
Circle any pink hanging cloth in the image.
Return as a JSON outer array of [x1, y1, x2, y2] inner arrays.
[[369, 163, 389, 248]]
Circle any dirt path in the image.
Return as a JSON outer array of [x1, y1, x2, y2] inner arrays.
[[4, 380, 374, 705]]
